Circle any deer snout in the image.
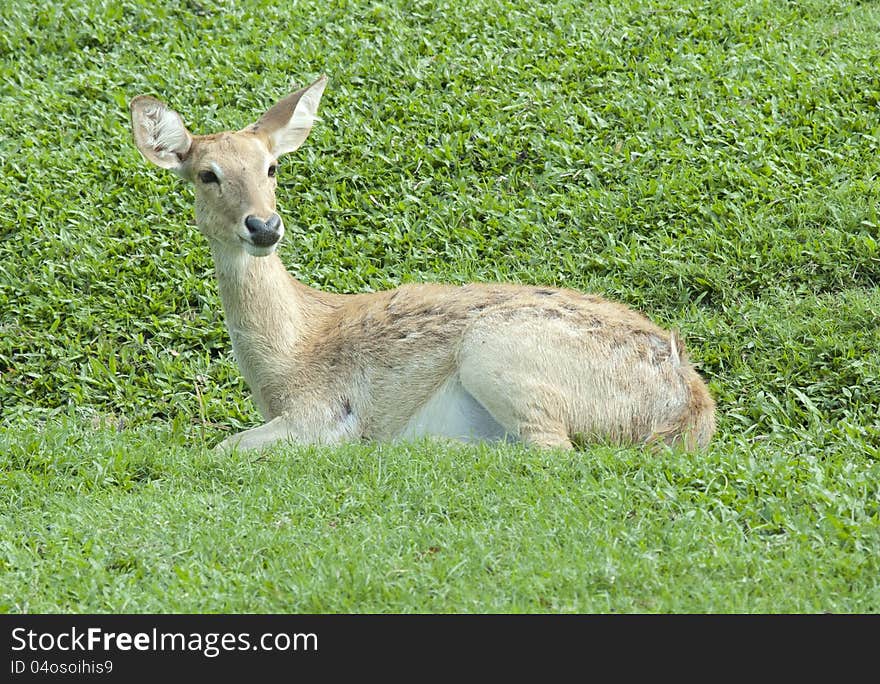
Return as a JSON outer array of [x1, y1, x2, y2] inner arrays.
[[244, 213, 283, 247]]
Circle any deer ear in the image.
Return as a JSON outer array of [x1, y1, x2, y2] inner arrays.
[[130, 95, 193, 173], [249, 75, 327, 157]]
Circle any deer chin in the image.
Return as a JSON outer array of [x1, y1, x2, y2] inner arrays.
[[240, 238, 279, 257]]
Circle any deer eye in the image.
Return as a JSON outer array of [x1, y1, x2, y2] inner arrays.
[[268, 164, 278, 178], [198, 170, 219, 184]]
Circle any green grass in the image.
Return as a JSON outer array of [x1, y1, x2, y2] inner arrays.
[[1, 0, 879, 612], [2, 421, 877, 612]]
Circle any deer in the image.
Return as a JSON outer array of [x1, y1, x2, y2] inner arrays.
[[129, 75, 716, 453]]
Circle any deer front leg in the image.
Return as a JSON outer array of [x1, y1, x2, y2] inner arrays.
[[215, 415, 300, 453], [215, 400, 361, 453]]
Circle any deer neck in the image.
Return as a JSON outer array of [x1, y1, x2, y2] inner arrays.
[[208, 240, 333, 415], [210, 242, 305, 336]]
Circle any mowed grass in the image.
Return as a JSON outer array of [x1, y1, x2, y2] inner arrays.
[[1, 0, 879, 612], [2, 421, 877, 612]]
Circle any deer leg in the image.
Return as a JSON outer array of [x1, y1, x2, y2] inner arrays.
[[215, 415, 298, 453], [456, 320, 581, 450], [456, 366, 574, 450], [517, 425, 574, 450]]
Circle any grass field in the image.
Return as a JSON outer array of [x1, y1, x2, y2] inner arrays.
[[1, 0, 879, 612]]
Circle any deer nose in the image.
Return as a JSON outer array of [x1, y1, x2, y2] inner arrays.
[[244, 213, 282, 247]]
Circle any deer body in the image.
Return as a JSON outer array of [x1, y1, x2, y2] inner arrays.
[[130, 76, 715, 452]]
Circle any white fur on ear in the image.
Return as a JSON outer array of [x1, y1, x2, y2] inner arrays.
[[268, 76, 328, 156], [130, 96, 192, 171]]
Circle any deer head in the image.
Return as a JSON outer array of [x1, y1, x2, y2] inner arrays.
[[130, 75, 327, 257]]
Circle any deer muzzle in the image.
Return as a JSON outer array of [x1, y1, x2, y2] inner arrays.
[[244, 213, 284, 248]]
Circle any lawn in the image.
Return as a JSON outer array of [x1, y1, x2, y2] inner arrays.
[[0, 0, 878, 612]]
